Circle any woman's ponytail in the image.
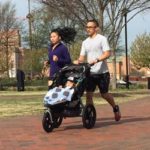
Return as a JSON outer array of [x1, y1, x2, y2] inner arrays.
[[51, 27, 76, 44]]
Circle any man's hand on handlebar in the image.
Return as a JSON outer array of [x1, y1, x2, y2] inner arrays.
[[89, 58, 100, 65], [73, 58, 100, 66], [73, 55, 85, 65], [73, 60, 79, 64]]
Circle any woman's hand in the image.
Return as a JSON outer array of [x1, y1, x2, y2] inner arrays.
[[53, 55, 58, 62], [44, 60, 49, 66]]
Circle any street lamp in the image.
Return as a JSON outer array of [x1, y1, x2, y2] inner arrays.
[[26, 0, 33, 78], [122, 8, 129, 89], [26, 0, 33, 50]]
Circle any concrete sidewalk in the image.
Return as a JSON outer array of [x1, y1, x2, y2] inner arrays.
[[0, 96, 150, 150]]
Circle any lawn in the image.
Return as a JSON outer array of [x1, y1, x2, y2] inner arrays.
[[0, 91, 45, 118], [0, 89, 149, 118]]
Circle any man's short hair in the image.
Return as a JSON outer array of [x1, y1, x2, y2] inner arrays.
[[87, 19, 99, 27]]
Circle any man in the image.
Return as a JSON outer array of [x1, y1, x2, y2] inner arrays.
[[74, 19, 121, 121], [16, 69, 25, 91]]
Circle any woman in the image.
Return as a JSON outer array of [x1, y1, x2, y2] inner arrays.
[[45, 28, 72, 88]]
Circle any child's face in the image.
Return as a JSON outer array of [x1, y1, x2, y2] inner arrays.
[[66, 80, 74, 87]]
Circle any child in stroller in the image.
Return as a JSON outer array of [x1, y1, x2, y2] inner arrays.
[[44, 76, 76, 105], [42, 63, 96, 133]]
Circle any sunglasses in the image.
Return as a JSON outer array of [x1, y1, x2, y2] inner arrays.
[[86, 26, 96, 29]]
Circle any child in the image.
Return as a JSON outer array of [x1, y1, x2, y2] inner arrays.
[[65, 76, 75, 88]]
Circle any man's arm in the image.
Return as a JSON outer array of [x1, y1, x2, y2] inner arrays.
[[97, 50, 111, 62], [89, 50, 111, 64]]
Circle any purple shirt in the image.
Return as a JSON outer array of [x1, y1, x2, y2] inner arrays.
[[48, 42, 71, 79]]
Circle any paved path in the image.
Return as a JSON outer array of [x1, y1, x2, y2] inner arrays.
[[0, 96, 150, 150]]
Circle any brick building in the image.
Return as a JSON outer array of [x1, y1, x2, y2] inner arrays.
[[0, 29, 24, 78], [107, 56, 150, 81]]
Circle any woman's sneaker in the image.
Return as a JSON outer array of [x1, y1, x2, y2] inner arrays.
[[113, 105, 121, 121]]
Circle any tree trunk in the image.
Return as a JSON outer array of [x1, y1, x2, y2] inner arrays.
[[6, 37, 9, 78], [98, 4, 104, 34], [111, 47, 117, 89]]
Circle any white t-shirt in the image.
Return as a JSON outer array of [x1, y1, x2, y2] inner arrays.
[[80, 34, 110, 74]]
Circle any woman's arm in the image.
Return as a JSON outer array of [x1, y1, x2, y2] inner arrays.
[[57, 46, 71, 65]]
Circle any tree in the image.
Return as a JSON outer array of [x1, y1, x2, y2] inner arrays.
[[22, 48, 48, 76], [39, 0, 150, 89], [0, 1, 19, 77], [130, 33, 150, 69], [23, 10, 52, 49]]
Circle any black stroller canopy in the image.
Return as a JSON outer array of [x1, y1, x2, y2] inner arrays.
[[60, 63, 91, 77]]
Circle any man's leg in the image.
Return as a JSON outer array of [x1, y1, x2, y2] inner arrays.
[[101, 92, 115, 107], [98, 73, 121, 121], [101, 92, 121, 121], [85, 75, 96, 105], [86, 92, 94, 105], [17, 80, 21, 91]]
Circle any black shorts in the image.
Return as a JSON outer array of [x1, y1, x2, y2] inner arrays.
[[86, 72, 110, 94]]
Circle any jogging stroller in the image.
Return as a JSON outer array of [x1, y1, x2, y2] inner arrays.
[[42, 63, 96, 133]]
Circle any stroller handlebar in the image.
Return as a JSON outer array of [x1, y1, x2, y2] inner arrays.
[[74, 61, 99, 67]]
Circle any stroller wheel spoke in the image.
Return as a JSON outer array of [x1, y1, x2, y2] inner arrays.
[[53, 116, 63, 128]]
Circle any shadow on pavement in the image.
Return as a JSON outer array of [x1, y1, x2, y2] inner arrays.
[[62, 115, 150, 131]]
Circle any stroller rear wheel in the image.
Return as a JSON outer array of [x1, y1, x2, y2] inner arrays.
[[82, 104, 96, 129], [42, 111, 54, 133]]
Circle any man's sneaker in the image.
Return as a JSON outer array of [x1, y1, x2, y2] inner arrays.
[[113, 105, 121, 121]]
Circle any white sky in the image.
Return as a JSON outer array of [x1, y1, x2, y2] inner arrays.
[[1, 0, 150, 48], [121, 11, 150, 47]]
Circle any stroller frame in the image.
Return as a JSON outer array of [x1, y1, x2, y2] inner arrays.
[[42, 63, 96, 133]]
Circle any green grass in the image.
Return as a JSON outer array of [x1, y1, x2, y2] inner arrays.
[[94, 89, 150, 105], [0, 89, 149, 118], [0, 91, 46, 118]]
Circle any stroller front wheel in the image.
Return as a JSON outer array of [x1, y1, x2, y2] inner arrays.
[[82, 104, 96, 129], [42, 111, 54, 133]]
